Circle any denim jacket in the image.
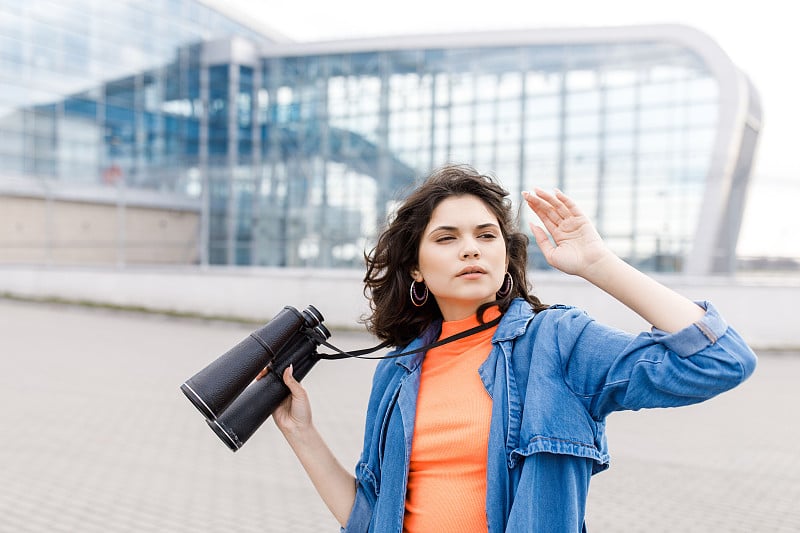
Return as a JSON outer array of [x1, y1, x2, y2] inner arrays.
[[343, 299, 757, 533]]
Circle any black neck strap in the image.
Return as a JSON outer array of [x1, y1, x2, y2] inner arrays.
[[317, 315, 502, 361]]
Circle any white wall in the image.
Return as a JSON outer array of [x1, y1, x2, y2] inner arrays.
[[1, 265, 798, 350]]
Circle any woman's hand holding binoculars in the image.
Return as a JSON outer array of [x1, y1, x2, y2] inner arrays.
[[271, 365, 314, 437], [255, 364, 313, 436]]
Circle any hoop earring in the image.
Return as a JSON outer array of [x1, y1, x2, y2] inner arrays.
[[496, 272, 513, 299], [410, 280, 429, 307]]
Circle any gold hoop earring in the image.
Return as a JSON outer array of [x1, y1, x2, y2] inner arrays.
[[496, 272, 513, 299], [410, 280, 429, 307]]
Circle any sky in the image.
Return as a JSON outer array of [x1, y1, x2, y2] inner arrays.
[[207, 0, 799, 258]]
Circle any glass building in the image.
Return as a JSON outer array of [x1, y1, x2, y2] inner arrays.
[[0, 2, 761, 274]]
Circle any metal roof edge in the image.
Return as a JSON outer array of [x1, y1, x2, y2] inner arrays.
[[255, 23, 734, 58]]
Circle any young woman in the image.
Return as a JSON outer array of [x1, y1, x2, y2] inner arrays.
[[270, 164, 757, 532]]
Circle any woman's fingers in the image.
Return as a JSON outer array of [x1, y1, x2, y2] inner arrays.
[[529, 223, 555, 256], [523, 189, 562, 234], [553, 188, 585, 219], [277, 365, 313, 429], [524, 188, 587, 236], [527, 188, 577, 216], [534, 187, 569, 217], [282, 365, 306, 398]]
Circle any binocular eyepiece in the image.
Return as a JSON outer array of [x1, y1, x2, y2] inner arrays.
[[180, 305, 330, 451]]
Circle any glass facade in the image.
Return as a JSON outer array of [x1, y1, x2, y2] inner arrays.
[[0, 0, 267, 190], [0, 2, 759, 273], [257, 44, 720, 270]]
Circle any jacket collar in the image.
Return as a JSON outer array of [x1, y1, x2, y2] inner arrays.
[[393, 320, 441, 372], [493, 298, 537, 342]]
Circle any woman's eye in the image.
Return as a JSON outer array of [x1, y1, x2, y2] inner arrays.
[[435, 235, 455, 242], [479, 233, 497, 240]]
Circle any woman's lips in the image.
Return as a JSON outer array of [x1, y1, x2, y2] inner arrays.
[[457, 267, 486, 279]]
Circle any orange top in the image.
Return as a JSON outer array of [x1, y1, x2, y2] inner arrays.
[[403, 307, 500, 533]]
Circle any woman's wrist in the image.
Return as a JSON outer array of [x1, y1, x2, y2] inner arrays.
[[280, 420, 319, 447], [576, 248, 623, 286]]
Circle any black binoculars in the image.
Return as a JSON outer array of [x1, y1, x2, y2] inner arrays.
[[180, 305, 330, 451]]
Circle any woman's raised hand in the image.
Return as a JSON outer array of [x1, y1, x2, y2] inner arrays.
[[522, 188, 612, 277]]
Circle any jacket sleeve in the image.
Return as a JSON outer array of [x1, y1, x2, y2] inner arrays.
[[341, 357, 397, 532], [555, 301, 757, 420], [342, 474, 376, 533], [341, 349, 399, 533]]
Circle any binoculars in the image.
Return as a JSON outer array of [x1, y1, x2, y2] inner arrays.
[[180, 305, 330, 451]]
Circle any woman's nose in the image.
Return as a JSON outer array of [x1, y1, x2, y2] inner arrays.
[[462, 246, 480, 259]]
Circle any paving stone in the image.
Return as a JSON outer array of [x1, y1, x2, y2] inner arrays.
[[0, 299, 796, 532]]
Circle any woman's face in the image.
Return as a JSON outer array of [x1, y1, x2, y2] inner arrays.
[[413, 194, 507, 321]]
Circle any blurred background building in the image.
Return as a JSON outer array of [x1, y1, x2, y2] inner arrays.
[[0, 0, 770, 274]]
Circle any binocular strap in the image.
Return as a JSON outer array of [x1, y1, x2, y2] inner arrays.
[[317, 315, 502, 361]]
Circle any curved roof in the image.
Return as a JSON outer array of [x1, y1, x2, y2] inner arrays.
[[197, 0, 295, 44]]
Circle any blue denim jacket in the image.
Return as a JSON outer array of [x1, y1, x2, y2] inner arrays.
[[343, 299, 757, 533]]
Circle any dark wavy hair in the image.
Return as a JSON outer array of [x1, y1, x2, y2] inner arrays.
[[363, 164, 548, 346]]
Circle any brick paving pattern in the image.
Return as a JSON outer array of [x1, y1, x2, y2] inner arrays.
[[0, 299, 797, 532]]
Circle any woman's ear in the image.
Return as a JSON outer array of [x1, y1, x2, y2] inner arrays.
[[410, 269, 423, 282]]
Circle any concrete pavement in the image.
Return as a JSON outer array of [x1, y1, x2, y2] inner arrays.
[[0, 299, 797, 532]]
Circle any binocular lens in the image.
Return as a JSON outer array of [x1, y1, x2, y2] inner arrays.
[[302, 305, 323, 327]]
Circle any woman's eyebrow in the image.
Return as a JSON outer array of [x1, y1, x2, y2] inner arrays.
[[427, 225, 459, 235], [428, 222, 499, 235]]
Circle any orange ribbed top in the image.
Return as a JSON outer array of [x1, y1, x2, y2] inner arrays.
[[403, 307, 500, 533]]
